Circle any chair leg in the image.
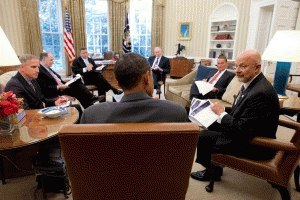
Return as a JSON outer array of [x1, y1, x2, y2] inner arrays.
[[275, 185, 291, 200], [205, 165, 215, 193], [294, 165, 300, 192], [41, 175, 47, 199]]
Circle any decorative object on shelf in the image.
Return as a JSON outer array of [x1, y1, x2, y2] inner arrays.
[[211, 25, 219, 32], [222, 24, 229, 31], [262, 30, 300, 95], [228, 52, 233, 60], [175, 43, 186, 56], [226, 43, 231, 48], [0, 91, 23, 134], [209, 51, 216, 58], [178, 22, 192, 40], [228, 24, 236, 31], [215, 34, 232, 40], [216, 44, 222, 48]]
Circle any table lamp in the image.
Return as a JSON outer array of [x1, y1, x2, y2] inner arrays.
[[0, 26, 21, 93], [262, 30, 300, 96]]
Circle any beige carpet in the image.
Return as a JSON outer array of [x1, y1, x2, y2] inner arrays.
[[1, 90, 300, 199]]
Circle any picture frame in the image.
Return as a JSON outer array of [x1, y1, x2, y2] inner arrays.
[[178, 22, 192, 40]]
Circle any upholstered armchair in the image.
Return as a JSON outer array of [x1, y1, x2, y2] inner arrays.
[[165, 65, 218, 108], [205, 119, 300, 200], [58, 123, 200, 200]]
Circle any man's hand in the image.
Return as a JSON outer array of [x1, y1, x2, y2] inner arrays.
[[55, 96, 68, 106], [58, 84, 68, 91], [212, 87, 218, 92], [86, 64, 93, 71], [210, 102, 225, 115]]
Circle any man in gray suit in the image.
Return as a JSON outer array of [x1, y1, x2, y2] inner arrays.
[[191, 50, 280, 181], [80, 53, 188, 123]]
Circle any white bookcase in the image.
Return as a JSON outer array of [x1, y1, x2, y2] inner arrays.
[[209, 20, 236, 60], [207, 3, 238, 62]]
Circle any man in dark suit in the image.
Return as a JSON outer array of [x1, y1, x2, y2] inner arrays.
[[37, 52, 103, 109], [190, 50, 280, 181], [190, 55, 235, 100], [5, 54, 67, 110], [72, 48, 122, 98], [80, 53, 188, 124], [148, 47, 170, 95]]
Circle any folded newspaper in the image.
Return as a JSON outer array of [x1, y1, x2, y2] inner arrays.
[[189, 98, 219, 128], [65, 74, 84, 86], [194, 80, 214, 95]]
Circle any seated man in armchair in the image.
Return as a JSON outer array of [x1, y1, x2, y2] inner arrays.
[[190, 55, 235, 100]]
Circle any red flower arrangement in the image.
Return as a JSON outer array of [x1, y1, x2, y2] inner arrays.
[[0, 91, 22, 117]]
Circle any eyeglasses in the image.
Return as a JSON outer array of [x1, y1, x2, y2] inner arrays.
[[234, 64, 256, 70]]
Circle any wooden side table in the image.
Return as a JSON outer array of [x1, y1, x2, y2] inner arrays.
[[170, 57, 194, 78]]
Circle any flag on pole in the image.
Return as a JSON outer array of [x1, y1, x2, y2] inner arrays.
[[122, 13, 131, 53], [64, 9, 75, 64]]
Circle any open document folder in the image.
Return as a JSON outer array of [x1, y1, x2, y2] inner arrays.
[[189, 98, 219, 128], [194, 80, 214, 95], [65, 74, 84, 86]]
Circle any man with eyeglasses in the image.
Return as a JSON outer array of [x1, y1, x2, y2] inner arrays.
[[191, 50, 280, 182]]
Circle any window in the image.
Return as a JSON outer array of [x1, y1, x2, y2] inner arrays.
[[130, 0, 152, 57], [38, 0, 65, 74], [85, 0, 109, 56]]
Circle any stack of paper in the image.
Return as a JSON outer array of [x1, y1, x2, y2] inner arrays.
[[194, 81, 214, 95], [189, 98, 219, 128]]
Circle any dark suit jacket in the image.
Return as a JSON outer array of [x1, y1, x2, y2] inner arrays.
[[217, 73, 280, 158], [72, 57, 97, 75], [37, 65, 66, 98], [80, 92, 189, 123], [190, 70, 235, 100], [148, 56, 170, 79], [5, 72, 55, 110]]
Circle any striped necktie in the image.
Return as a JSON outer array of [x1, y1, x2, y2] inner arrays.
[[49, 69, 62, 86], [234, 85, 245, 105], [208, 71, 221, 84]]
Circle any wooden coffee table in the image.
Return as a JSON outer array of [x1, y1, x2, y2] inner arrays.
[[0, 107, 79, 184]]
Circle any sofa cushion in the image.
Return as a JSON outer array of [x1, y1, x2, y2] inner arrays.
[[222, 76, 243, 104], [195, 65, 218, 81], [168, 84, 192, 97]]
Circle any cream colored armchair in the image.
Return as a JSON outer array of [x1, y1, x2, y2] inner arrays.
[[164, 69, 197, 108]]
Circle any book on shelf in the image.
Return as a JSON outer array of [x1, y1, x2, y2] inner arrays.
[[189, 98, 219, 128]]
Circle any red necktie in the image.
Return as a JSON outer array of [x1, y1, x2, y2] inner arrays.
[[49, 69, 62, 86], [208, 71, 221, 84]]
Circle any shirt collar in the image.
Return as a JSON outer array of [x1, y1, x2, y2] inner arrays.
[[242, 72, 261, 90]]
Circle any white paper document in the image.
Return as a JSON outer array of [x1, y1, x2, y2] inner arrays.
[[65, 74, 83, 86], [96, 65, 106, 71], [194, 80, 214, 95], [189, 98, 219, 128]]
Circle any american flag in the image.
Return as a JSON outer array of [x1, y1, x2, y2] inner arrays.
[[122, 13, 131, 53], [64, 9, 75, 64]]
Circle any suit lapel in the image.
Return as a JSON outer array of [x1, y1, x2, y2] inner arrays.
[[230, 73, 264, 115], [40, 65, 57, 84], [16, 73, 41, 100]]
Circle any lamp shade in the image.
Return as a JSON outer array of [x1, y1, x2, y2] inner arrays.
[[262, 30, 300, 62], [0, 26, 20, 67]]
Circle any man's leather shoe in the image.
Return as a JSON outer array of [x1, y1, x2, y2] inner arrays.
[[113, 89, 123, 95], [90, 95, 105, 104], [190, 169, 222, 182]]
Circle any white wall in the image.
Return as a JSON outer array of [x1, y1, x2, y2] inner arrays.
[[163, 0, 252, 60], [0, 0, 25, 55]]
